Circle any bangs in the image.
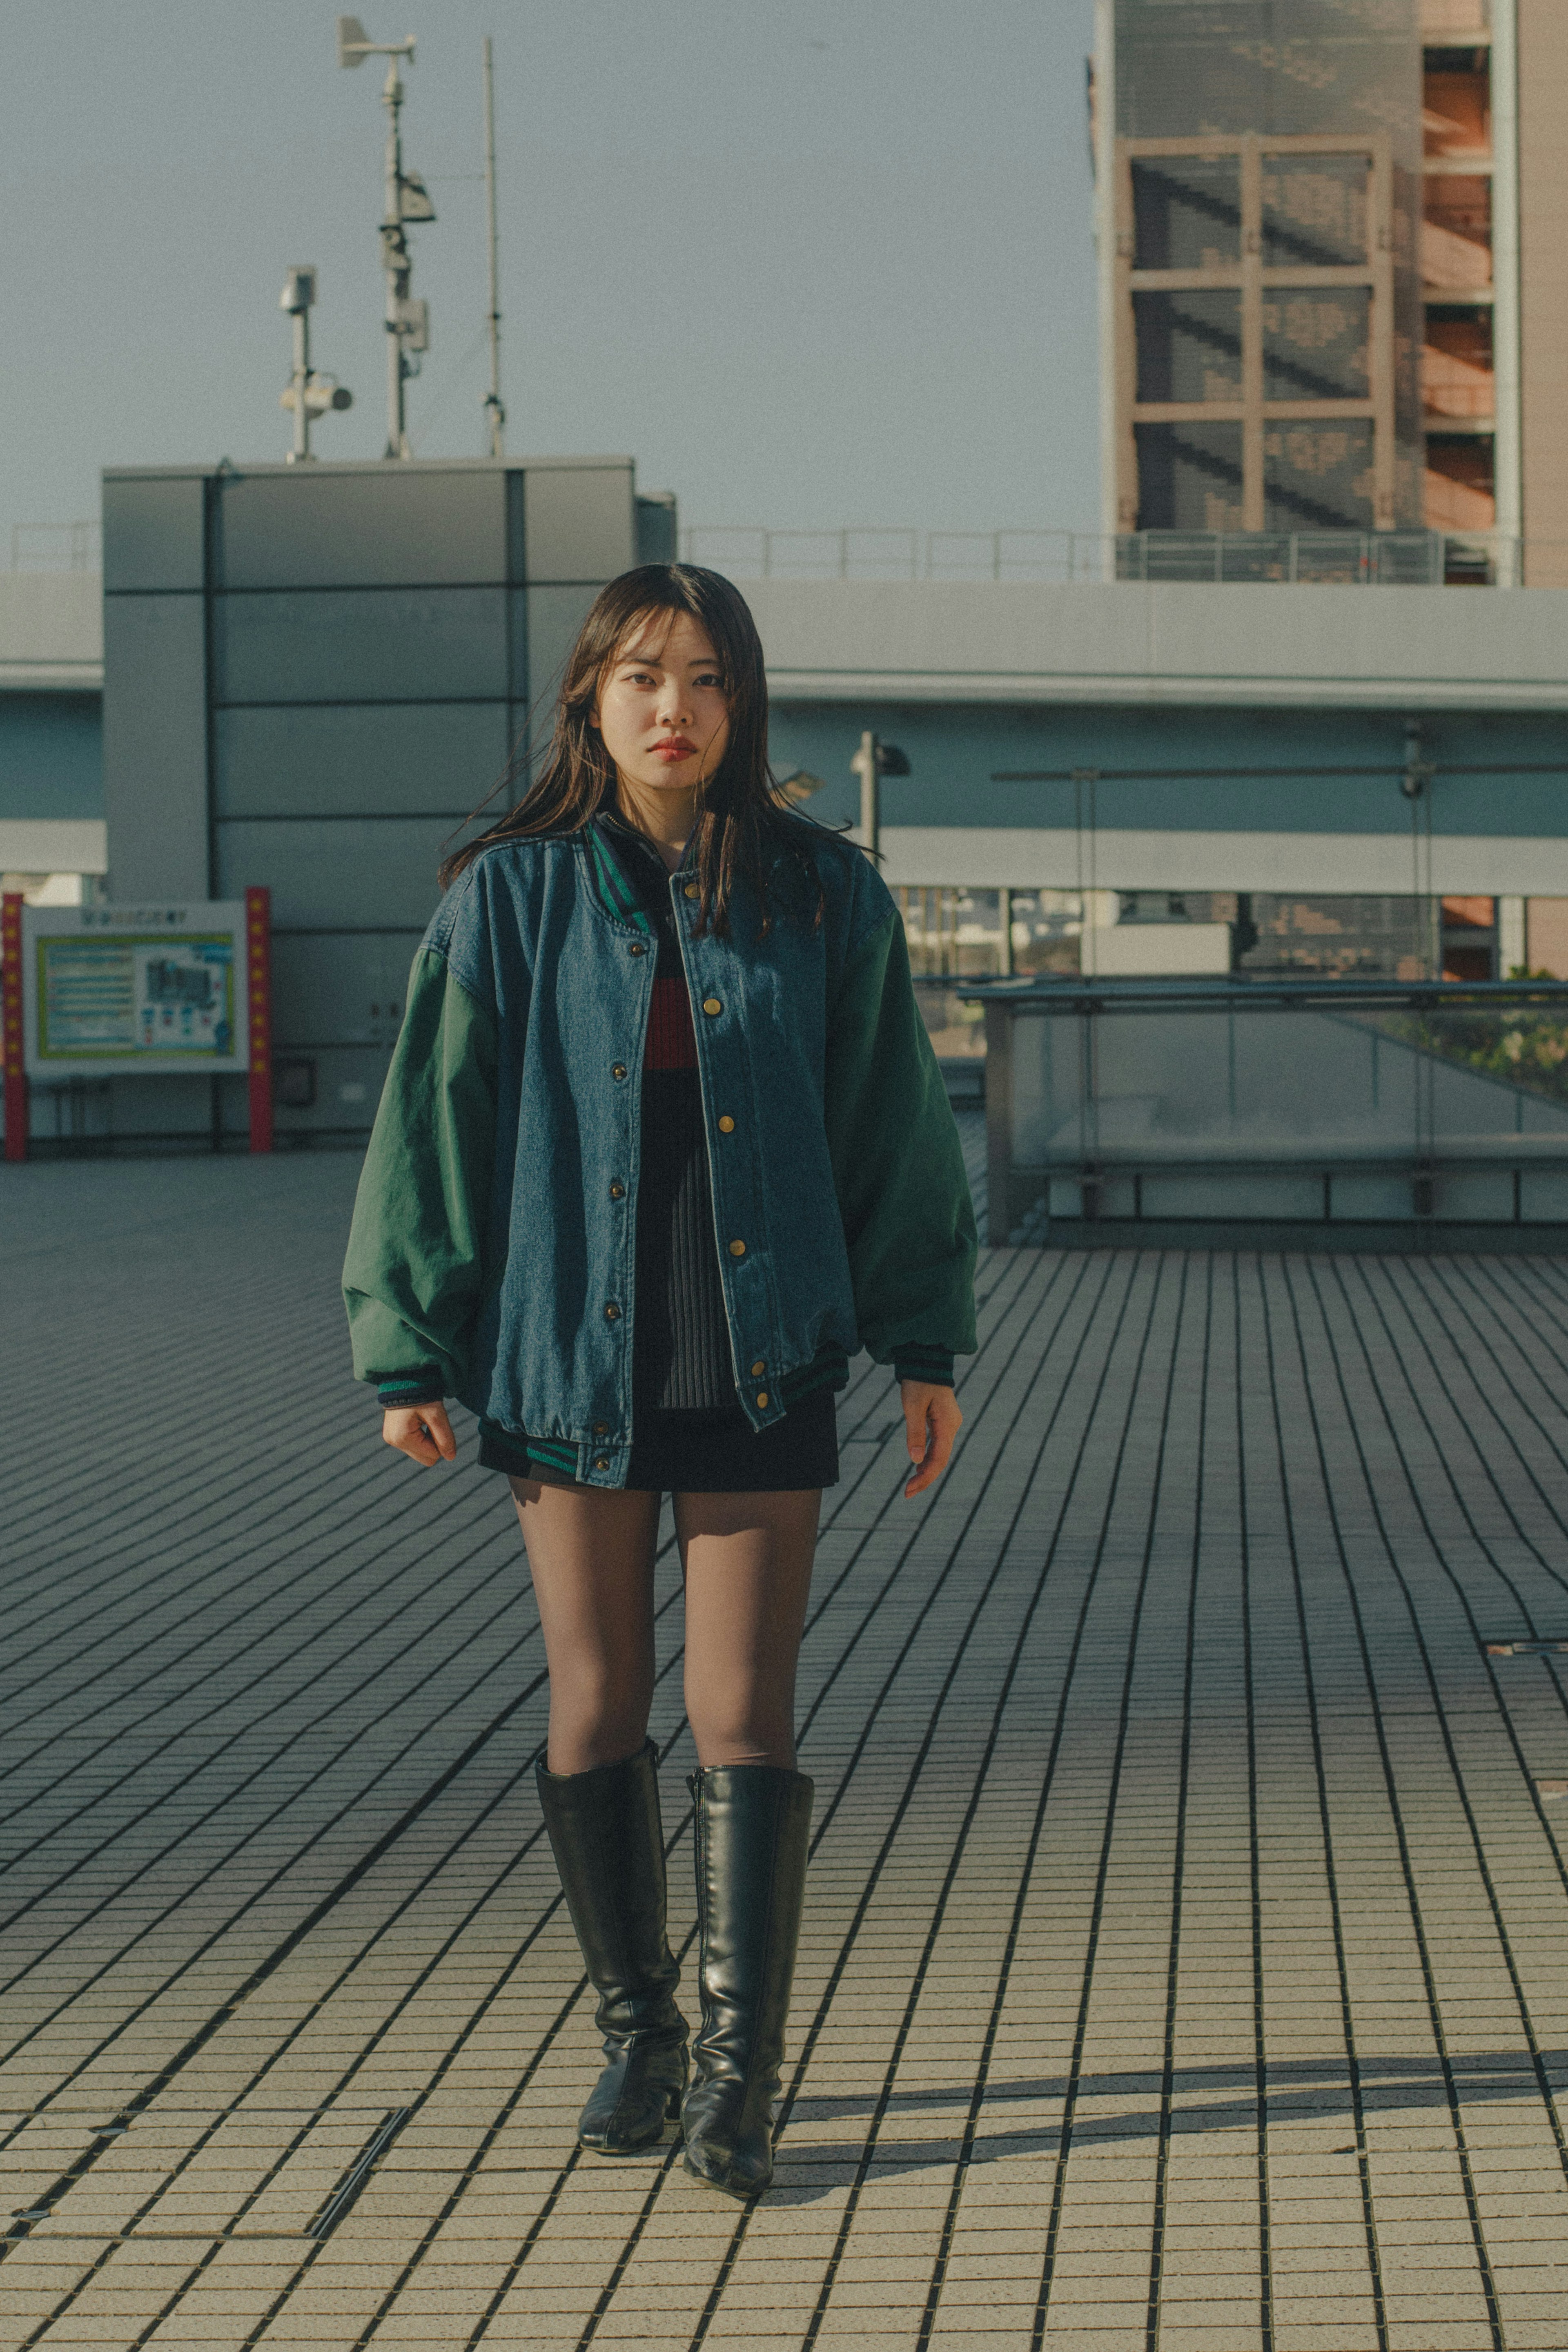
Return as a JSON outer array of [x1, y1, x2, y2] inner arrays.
[[600, 602, 735, 696]]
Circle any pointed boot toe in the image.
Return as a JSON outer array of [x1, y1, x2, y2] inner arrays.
[[681, 2082, 775, 2198], [580, 2036, 688, 2156]]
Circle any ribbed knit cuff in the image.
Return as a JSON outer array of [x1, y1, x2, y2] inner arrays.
[[375, 1369, 447, 1409], [891, 1345, 955, 1388]]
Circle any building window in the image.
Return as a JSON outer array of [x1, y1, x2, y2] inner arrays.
[[1422, 34, 1496, 528], [1116, 133, 1396, 535]]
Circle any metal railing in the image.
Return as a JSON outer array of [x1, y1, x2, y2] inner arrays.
[[680, 525, 1536, 588], [964, 976, 1568, 1248], [679, 527, 1111, 586], [1115, 529, 1517, 586], [11, 522, 102, 573]]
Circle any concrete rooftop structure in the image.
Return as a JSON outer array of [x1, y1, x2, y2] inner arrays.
[[745, 576, 1568, 708]]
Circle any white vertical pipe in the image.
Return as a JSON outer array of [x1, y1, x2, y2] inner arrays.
[[292, 307, 311, 463], [482, 36, 505, 458], [1491, 0, 1523, 565], [383, 62, 407, 458], [1094, 0, 1118, 542]]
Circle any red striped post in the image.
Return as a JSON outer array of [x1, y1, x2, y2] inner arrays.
[[2, 892, 26, 1164], [245, 886, 274, 1153]]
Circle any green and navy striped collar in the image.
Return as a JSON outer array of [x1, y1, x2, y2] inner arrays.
[[585, 820, 654, 936], [588, 811, 696, 935]]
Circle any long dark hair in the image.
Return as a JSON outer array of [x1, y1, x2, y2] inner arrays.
[[439, 563, 831, 933]]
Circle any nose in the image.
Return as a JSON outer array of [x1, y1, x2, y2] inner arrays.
[[655, 677, 693, 728]]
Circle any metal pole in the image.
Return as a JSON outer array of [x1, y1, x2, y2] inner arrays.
[[482, 36, 505, 458], [383, 59, 408, 458], [856, 730, 879, 859], [291, 305, 311, 462]]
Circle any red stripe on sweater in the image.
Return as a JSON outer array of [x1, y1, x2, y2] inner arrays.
[[644, 975, 698, 1070]]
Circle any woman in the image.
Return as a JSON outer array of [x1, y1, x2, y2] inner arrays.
[[343, 563, 976, 2199]]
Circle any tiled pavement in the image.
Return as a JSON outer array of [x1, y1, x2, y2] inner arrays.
[[4, 1135, 1568, 2350]]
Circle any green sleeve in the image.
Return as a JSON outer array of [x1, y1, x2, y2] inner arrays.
[[823, 908, 978, 1373], [342, 945, 498, 1400]]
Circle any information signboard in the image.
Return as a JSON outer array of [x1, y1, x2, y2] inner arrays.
[[21, 903, 252, 1079]]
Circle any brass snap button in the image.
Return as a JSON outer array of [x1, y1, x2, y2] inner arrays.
[[728, 1239, 746, 1257], [592, 1421, 609, 1436], [684, 883, 699, 901], [718, 1114, 735, 1133], [609, 1181, 625, 1200], [605, 1302, 622, 1321], [756, 1391, 769, 1409], [611, 1063, 627, 1081], [750, 1360, 765, 1377], [629, 941, 648, 957], [702, 997, 722, 1016], [594, 1455, 610, 1471]]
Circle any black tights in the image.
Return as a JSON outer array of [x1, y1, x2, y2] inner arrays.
[[510, 1480, 820, 1776]]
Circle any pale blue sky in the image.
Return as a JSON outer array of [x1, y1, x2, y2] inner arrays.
[[2, 0, 1100, 557]]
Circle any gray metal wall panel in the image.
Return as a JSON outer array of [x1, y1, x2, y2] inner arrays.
[[273, 1043, 402, 1135], [635, 495, 678, 566], [216, 1044, 404, 1135], [103, 1073, 212, 1137], [524, 465, 634, 581], [214, 703, 509, 818], [216, 817, 449, 927], [1330, 1174, 1413, 1222], [102, 477, 207, 593], [509, 588, 528, 709], [214, 588, 508, 705], [524, 584, 602, 706], [215, 469, 509, 590], [270, 930, 423, 1048], [101, 595, 211, 898]]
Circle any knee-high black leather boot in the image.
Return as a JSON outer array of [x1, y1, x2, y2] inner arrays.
[[535, 1740, 688, 2154], [682, 1763, 814, 2200]]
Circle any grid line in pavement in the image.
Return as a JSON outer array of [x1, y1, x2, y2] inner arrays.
[[5, 1141, 1568, 2350]]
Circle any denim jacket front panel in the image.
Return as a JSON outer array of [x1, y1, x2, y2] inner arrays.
[[433, 832, 865, 1485]]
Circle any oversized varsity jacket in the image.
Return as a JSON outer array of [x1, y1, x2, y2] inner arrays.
[[342, 814, 977, 1489]]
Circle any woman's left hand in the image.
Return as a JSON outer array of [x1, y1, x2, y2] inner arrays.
[[900, 1380, 962, 1498]]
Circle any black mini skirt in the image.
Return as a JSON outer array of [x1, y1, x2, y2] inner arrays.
[[478, 1387, 839, 1494]]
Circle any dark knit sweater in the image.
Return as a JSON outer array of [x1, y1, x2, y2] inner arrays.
[[599, 815, 733, 1413]]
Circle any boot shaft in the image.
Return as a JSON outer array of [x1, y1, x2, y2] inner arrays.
[[536, 1739, 682, 2043], [688, 1764, 813, 2091]]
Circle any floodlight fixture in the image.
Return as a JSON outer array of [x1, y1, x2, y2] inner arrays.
[[338, 16, 436, 458], [278, 265, 353, 463]]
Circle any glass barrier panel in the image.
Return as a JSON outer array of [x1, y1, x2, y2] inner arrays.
[[998, 992, 1568, 1229]]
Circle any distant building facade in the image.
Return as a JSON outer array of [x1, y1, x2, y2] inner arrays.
[[1096, 0, 1568, 583]]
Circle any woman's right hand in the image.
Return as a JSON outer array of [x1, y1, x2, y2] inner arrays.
[[383, 1402, 458, 1466]]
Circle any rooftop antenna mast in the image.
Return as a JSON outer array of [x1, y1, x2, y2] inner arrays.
[[337, 15, 435, 459], [481, 36, 505, 458], [278, 266, 352, 461]]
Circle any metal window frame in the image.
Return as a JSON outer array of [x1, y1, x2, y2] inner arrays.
[[1116, 133, 1396, 533]]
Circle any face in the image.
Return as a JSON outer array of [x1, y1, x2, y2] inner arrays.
[[591, 609, 731, 802]]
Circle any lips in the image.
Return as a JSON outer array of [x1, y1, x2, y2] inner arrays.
[[653, 737, 696, 762]]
